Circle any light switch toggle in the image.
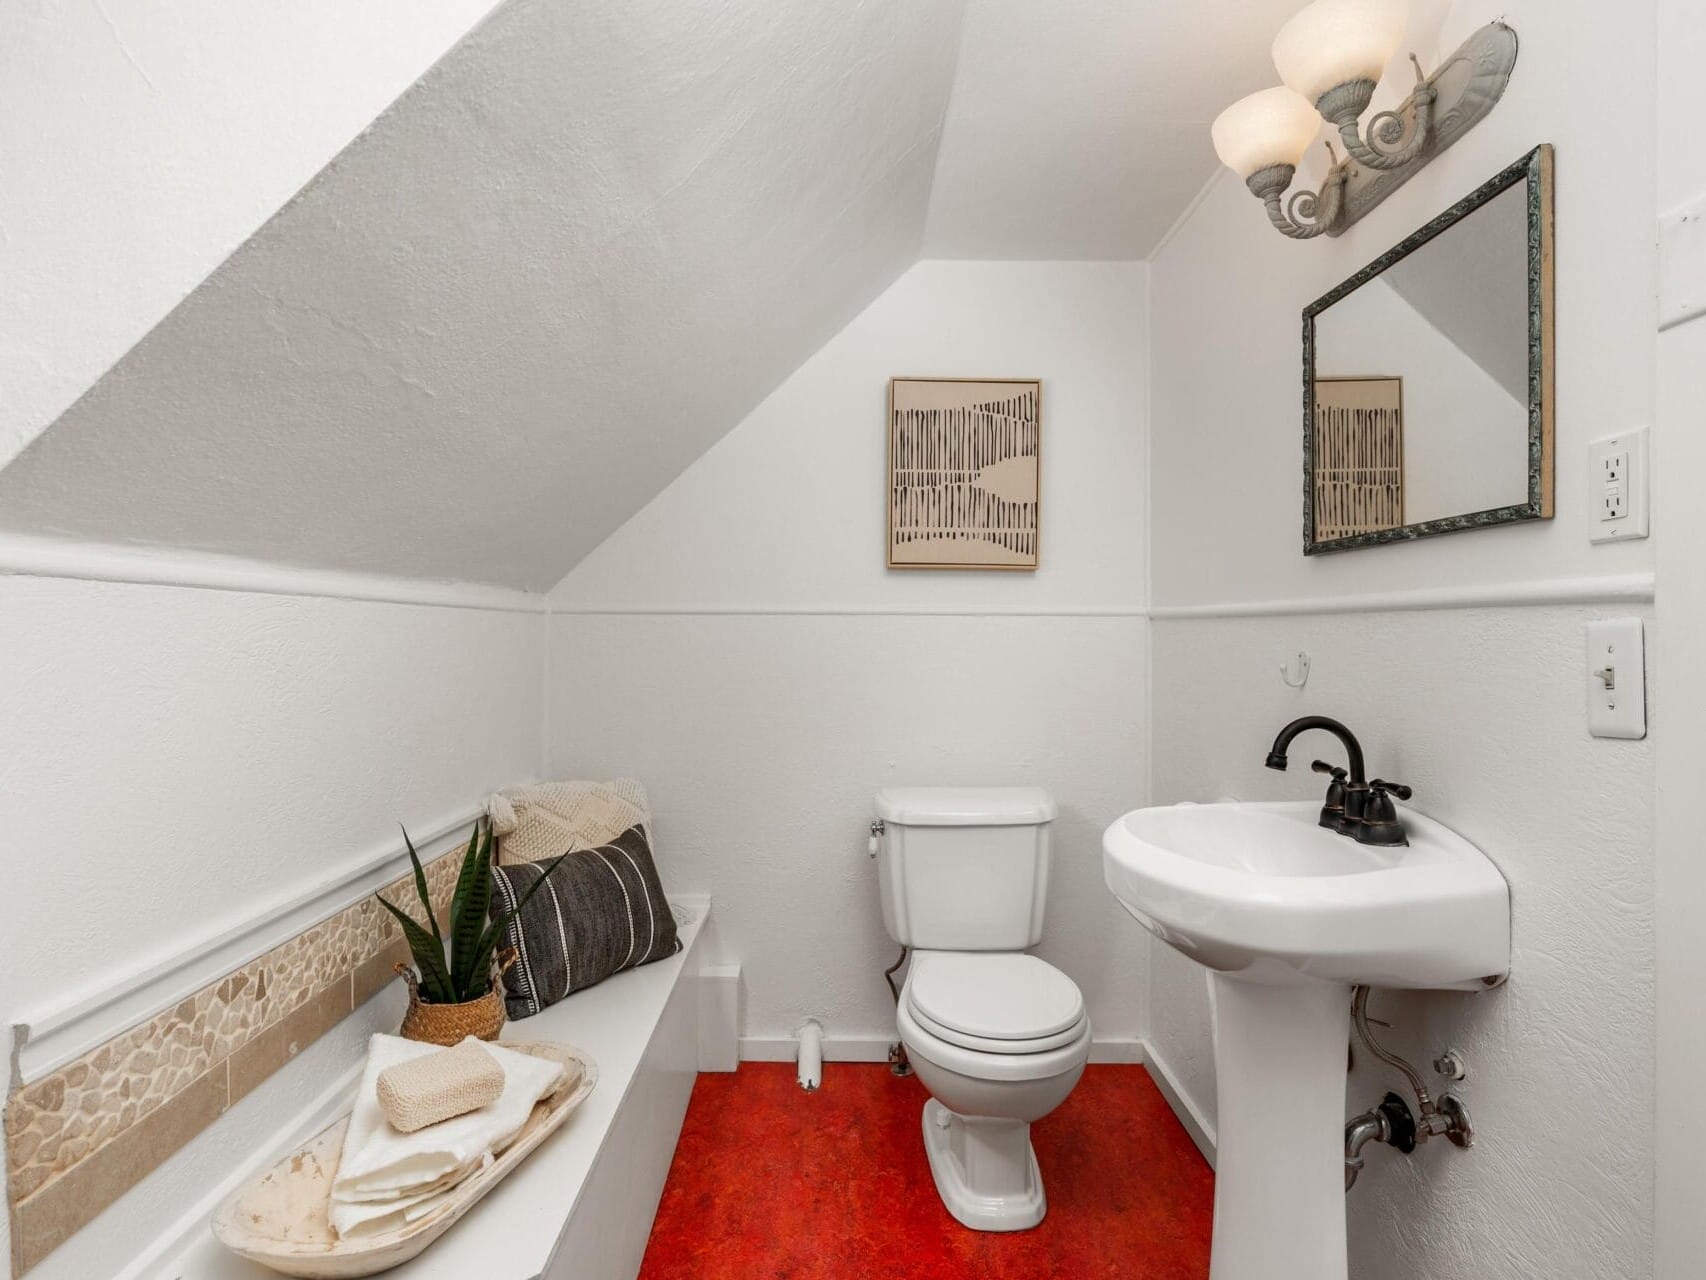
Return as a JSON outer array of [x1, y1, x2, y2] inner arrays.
[[1586, 619, 1646, 739]]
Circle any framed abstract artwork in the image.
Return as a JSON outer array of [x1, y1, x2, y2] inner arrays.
[[1310, 375, 1405, 540], [886, 377, 1041, 571]]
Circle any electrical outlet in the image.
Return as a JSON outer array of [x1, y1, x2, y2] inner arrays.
[[1589, 428, 1649, 543]]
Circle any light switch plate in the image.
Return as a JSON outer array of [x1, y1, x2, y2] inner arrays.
[[1660, 195, 1706, 330], [1586, 618, 1647, 740], [1589, 428, 1649, 544]]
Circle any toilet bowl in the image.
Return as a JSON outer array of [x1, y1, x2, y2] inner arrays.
[[896, 950, 1091, 1231]]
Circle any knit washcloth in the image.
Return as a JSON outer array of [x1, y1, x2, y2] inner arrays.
[[376, 1039, 504, 1134]]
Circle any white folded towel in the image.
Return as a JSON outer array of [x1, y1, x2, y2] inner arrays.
[[330, 1034, 564, 1237], [330, 1153, 493, 1239]]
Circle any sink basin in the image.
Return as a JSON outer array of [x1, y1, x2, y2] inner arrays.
[[1103, 800, 1510, 989], [1102, 801, 1510, 1280]]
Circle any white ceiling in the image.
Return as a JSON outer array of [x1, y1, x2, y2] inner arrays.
[[0, 0, 1459, 589], [0, 0, 501, 473], [924, 0, 1316, 259]]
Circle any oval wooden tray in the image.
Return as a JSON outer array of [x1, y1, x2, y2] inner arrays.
[[212, 1041, 597, 1278]]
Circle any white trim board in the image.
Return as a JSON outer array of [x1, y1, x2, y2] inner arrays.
[[9, 802, 493, 1086], [1143, 1041, 1217, 1169], [552, 605, 1149, 617], [0, 532, 549, 613], [1149, 573, 1656, 621]]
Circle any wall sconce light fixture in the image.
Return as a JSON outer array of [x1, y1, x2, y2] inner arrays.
[[1212, 0, 1517, 239]]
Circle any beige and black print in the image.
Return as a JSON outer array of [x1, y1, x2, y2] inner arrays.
[[1312, 375, 1405, 540], [888, 377, 1041, 570]]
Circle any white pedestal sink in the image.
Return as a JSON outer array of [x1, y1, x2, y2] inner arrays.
[[1103, 801, 1509, 1280]]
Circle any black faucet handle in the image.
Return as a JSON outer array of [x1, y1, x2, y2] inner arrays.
[[1369, 778, 1413, 801], [1311, 759, 1348, 780]]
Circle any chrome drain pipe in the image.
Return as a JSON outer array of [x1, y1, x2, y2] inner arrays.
[[1345, 987, 1474, 1191]]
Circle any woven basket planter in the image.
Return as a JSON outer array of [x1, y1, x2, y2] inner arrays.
[[396, 966, 507, 1046]]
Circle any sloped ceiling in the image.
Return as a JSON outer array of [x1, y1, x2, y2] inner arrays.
[[0, 0, 1455, 590], [924, 0, 1318, 259], [0, 0, 966, 590], [0, 0, 503, 471]]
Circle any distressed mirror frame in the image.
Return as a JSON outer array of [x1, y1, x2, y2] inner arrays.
[[1301, 143, 1554, 554]]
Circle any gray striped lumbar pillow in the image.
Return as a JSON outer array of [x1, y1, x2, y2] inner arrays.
[[489, 824, 681, 1019]]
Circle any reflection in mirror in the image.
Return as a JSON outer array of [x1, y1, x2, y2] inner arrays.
[[1302, 145, 1553, 553]]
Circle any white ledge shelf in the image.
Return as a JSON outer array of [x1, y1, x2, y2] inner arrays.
[[152, 896, 711, 1280]]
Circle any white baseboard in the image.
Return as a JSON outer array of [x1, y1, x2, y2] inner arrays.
[[737, 1034, 1148, 1066], [1143, 1040, 1217, 1168], [740, 1034, 894, 1063], [1088, 1037, 1146, 1064]]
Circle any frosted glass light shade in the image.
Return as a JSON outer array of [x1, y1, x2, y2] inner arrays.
[[1211, 87, 1322, 180], [1273, 0, 1408, 103]]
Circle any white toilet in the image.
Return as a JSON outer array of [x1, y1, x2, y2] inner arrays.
[[874, 786, 1091, 1232]]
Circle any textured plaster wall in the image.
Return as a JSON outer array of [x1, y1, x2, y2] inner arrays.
[[0, 0, 501, 471], [1654, 0, 1706, 1270], [550, 615, 1147, 1048], [552, 260, 1147, 611], [1150, 0, 1655, 608], [548, 260, 1149, 1047], [1149, 608, 1655, 1278], [1146, 2, 1659, 1277], [0, 0, 966, 591], [0, 574, 543, 1267]]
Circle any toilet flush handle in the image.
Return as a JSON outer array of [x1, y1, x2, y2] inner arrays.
[[868, 819, 885, 859]]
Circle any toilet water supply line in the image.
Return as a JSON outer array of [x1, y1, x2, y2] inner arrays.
[[884, 945, 912, 1076], [871, 818, 913, 1077], [1344, 986, 1474, 1191]]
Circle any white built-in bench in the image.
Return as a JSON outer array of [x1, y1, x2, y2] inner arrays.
[[150, 896, 716, 1280]]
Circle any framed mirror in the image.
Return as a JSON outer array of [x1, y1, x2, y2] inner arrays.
[[1302, 144, 1553, 554]]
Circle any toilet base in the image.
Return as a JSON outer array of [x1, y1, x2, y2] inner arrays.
[[920, 1099, 1047, 1232]]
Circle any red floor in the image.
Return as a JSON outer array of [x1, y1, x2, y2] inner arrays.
[[638, 1062, 1213, 1280]]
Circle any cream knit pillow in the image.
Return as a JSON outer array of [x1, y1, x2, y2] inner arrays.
[[485, 778, 652, 866]]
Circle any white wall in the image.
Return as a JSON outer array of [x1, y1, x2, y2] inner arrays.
[[0, 0, 501, 471], [1152, 1, 1654, 608], [0, 568, 544, 1265], [556, 260, 1148, 612], [1317, 278, 1527, 521], [549, 259, 1150, 1050], [1148, 606, 1654, 1274], [1147, 1, 1658, 1277], [1654, 0, 1706, 1272]]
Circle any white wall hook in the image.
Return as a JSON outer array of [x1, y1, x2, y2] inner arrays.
[[1280, 651, 1311, 688]]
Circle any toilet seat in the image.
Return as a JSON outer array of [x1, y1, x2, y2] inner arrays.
[[903, 952, 1088, 1058]]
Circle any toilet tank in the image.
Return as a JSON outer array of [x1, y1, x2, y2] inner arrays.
[[874, 787, 1057, 951]]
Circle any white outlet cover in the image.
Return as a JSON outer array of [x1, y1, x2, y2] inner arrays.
[[1589, 427, 1650, 544], [1586, 618, 1647, 740]]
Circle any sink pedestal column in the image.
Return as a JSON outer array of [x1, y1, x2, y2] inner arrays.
[[1208, 974, 1351, 1280]]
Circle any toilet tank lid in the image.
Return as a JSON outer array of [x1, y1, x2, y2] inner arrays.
[[874, 787, 1056, 826]]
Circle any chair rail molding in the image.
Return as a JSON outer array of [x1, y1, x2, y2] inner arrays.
[[9, 802, 489, 1087]]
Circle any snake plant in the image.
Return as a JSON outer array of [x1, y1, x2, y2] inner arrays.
[[376, 816, 564, 1004]]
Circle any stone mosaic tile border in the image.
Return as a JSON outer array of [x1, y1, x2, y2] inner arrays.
[[5, 851, 460, 1276]]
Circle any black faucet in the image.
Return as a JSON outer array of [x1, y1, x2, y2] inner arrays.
[[1265, 715, 1411, 846]]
